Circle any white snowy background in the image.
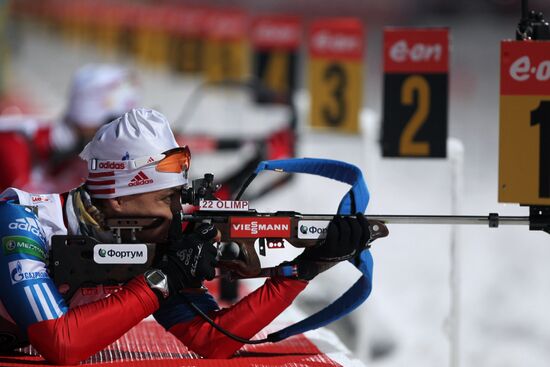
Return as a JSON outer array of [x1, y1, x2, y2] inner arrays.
[[6, 7, 550, 367]]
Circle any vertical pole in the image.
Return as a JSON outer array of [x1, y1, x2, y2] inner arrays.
[[448, 138, 464, 367], [521, 0, 529, 22]]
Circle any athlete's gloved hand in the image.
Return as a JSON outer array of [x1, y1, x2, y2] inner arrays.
[[293, 213, 370, 280], [157, 214, 218, 291]]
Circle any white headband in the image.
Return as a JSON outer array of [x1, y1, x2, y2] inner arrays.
[[85, 155, 187, 199]]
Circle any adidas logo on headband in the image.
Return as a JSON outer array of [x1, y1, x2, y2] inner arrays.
[[128, 171, 154, 187]]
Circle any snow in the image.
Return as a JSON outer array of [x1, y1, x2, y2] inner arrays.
[[8, 14, 550, 367]]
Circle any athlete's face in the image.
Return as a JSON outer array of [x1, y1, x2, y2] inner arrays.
[[104, 187, 182, 242]]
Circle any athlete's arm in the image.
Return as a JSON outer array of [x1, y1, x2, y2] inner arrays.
[[0, 202, 159, 365], [155, 277, 307, 358]]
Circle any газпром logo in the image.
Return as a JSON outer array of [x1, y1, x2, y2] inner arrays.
[[8, 260, 48, 285]]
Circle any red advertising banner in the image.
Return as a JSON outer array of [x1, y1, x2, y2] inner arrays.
[[309, 18, 364, 61], [230, 217, 291, 238], [384, 28, 449, 73], [168, 6, 206, 37], [500, 40, 550, 96], [205, 10, 248, 41], [251, 15, 301, 50]]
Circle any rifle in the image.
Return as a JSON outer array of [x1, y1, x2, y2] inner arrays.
[[51, 171, 386, 299], [180, 172, 388, 279], [50, 173, 385, 297]]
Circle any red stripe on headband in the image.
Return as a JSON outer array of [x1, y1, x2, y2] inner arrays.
[[88, 188, 116, 195], [86, 179, 116, 186], [89, 171, 115, 178]]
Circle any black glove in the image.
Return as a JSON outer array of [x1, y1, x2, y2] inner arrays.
[[294, 213, 370, 280], [157, 214, 218, 292]]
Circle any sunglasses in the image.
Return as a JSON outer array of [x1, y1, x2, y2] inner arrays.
[[89, 146, 191, 175], [155, 146, 191, 174]]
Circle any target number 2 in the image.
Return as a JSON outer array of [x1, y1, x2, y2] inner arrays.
[[399, 75, 430, 156]]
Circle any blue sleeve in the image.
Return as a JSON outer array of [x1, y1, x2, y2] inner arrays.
[[0, 201, 68, 335], [153, 291, 219, 330]]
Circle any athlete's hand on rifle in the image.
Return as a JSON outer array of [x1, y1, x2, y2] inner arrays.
[[293, 213, 370, 280], [157, 213, 219, 291]]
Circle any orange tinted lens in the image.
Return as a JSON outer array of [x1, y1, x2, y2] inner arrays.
[[156, 147, 191, 173]]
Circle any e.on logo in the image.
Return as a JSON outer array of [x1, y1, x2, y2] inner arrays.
[[509, 56, 550, 82], [383, 28, 448, 73], [312, 31, 361, 55], [389, 40, 442, 63], [207, 12, 246, 40], [254, 22, 299, 46], [500, 41, 549, 95]]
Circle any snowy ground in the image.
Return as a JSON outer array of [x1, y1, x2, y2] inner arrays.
[[8, 14, 550, 367]]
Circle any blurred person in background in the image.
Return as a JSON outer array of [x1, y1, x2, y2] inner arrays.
[[0, 108, 370, 364], [0, 63, 140, 193]]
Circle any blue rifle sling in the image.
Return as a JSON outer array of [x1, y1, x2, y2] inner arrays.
[[249, 158, 374, 342]]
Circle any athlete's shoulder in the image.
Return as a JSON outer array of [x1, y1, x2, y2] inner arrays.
[[0, 188, 65, 245], [0, 200, 47, 240], [0, 188, 59, 206]]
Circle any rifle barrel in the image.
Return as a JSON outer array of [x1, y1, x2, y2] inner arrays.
[[184, 213, 531, 227], [367, 214, 529, 226]]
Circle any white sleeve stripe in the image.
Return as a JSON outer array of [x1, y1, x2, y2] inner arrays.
[[23, 286, 43, 322], [32, 284, 54, 320], [41, 283, 63, 318]]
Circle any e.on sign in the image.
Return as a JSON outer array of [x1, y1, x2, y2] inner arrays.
[[308, 18, 364, 133], [381, 27, 449, 158], [251, 15, 301, 104], [499, 40, 550, 205], [203, 10, 248, 83]]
